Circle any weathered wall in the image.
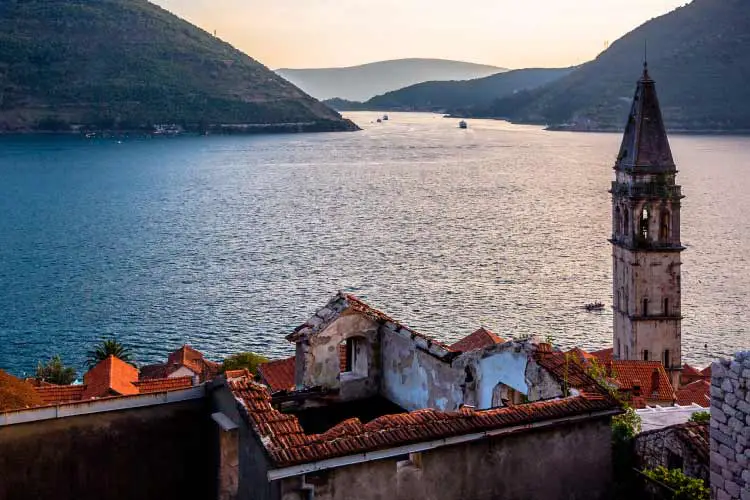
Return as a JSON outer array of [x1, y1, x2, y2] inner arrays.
[[635, 425, 708, 481], [277, 417, 614, 500], [0, 399, 216, 500], [297, 314, 380, 400], [710, 353, 750, 500]]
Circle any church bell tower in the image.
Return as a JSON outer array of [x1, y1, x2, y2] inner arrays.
[[610, 63, 684, 388]]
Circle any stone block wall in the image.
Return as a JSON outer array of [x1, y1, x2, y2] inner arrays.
[[710, 352, 750, 500]]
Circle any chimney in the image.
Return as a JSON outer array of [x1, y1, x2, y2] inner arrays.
[[632, 379, 642, 397], [651, 369, 660, 396]]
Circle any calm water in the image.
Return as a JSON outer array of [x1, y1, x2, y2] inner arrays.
[[1, 112, 748, 376]]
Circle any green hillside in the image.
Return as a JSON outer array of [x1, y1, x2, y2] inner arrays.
[[478, 0, 750, 132], [0, 0, 356, 133], [363, 68, 573, 113]]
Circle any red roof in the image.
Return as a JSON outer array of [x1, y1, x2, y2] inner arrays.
[[565, 347, 597, 365], [682, 364, 701, 377], [609, 360, 675, 406], [258, 357, 295, 392], [225, 369, 252, 380], [676, 379, 710, 407], [591, 348, 613, 364], [82, 355, 139, 399], [450, 328, 504, 352], [229, 368, 620, 468], [700, 365, 712, 377], [133, 376, 193, 394], [35, 385, 86, 405], [141, 345, 221, 382]]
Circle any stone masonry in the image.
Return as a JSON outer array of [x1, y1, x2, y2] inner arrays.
[[710, 352, 750, 500]]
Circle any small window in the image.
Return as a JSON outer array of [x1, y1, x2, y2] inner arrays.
[[643, 350, 649, 361], [667, 450, 684, 471], [640, 206, 650, 239], [664, 298, 669, 316], [660, 211, 671, 241], [643, 298, 649, 317], [664, 349, 671, 368]]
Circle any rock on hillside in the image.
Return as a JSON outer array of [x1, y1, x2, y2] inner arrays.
[[0, 0, 357, 133], [481, 0, 750, 132]]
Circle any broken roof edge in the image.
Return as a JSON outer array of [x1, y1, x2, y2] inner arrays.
[[284, 292, 456, 359], [228, 375, 623, 471]]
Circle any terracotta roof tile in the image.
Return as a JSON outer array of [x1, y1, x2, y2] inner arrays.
[[225, 369, 252, 380], [82, 356, 139, 399], [34, 385, 86, 405], [133, 376, 193, 394], [258, 357, 296, 392], [450, 328, 504, 352], [609, 360, 675, 404], [700, 365, 711, 377], [229, 374, 621, 468], [676, 379, 710, 407], [591, 348, 613, 364], [139, 363, 168, 379]]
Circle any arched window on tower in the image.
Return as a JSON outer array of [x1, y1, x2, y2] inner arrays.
[[640, 205, 651, 240], [660, 210, 671, 241]]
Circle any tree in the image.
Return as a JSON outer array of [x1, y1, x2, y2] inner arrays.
[[222, 352, 269, 375], [35, 355, 76, 385], [86, 338, 133, 368]]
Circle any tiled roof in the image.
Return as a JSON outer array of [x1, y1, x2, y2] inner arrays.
[[258, 357, 296, 392], [225, 369, 252, 380], [35, 385, 86, 405], [565, 347, 597, 365], [533, 350, 617, 400], [83, 355, 139, 399], [676, 379, 710, 407], [700, 365, 711, 377], [591, 348, 613, 364], [133, 376, 193, 394], [680, 363, 709, 386], [229, 372, 621, 468], [609, 360, 675, 405], [682, 364, 701, 377], [141, 345, 221, 382], [450, 328, 504, 352], [139, 363, 168, 379]]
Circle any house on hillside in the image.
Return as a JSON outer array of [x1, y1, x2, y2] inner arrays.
[[140, 344, 221, 383], [210, 293, 623, 500]]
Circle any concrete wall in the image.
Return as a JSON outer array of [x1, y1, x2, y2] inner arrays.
[[709, 353, 750, 500], [0, 399, 216, 500], [276, 417, 614, 500]]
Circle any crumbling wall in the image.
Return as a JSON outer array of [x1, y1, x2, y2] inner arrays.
[[710, 352, 750, 500], [635, 424, 708, 482]]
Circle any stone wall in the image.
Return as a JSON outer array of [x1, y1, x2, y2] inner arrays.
[[710, 352, 750, 500], [635, 423, 709, 482]]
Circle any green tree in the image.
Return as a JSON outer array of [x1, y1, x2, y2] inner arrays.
[[222, 352, 269, 375], [689, 411, 710, 424], [85, 338, 133, 368], [35, 355, 77, 385], [643, 467, 710, 500]]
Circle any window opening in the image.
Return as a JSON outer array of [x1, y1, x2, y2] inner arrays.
[[663, 298, 669, 316], [660, 211, 670, 241], [643, 350, 649, 361], [640, 206, 650, 240], [643, 298, 649, 317], [664, 349, 671, 368]]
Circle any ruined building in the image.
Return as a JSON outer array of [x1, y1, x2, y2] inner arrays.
[[610, 62, 685, 388], [211, 293, 623, 500]]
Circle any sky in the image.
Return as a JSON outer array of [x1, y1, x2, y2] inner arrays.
[[153, 0, 688, 70]]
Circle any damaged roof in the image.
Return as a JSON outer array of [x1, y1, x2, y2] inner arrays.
[[258, 357, 296, 393], [228, 345, 621, 469], [450, 327, 504, 352]]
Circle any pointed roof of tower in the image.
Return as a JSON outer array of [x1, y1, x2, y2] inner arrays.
[[615, 63, 675, 172]]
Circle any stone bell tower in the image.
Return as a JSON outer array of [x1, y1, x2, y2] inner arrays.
[[610, 63, 684, 388]]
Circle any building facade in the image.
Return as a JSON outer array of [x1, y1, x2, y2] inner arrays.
[[611, 63, 685, 388]]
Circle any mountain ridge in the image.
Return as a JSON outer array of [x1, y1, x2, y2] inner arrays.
[[0, 0, 357, 134], [277, 58, 505, 102]]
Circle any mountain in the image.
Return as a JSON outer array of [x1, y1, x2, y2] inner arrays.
[[0, 0, 356, 134], [276, 59, 505, 102], [331, 68, 573, 113], [478, 0, 750, 132]]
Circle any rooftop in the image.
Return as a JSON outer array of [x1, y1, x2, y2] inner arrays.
[[676, 379, 710, 408], [450, 327, 504, 352], [257, 357, 295, 393]]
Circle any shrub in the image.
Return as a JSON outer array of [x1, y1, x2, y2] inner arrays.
[[688, 411, 710, 424], [222, 352, 269, 375], [643, 466, 709, 500]]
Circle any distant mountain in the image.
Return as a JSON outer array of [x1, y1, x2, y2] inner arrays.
[[330, 68, 572, 113], [478, 0, 750, 132], [276, 59, 505, 102], [0, 0, 356, 134]]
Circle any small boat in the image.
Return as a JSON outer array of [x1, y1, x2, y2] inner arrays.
[[459, 120, 468, 129], [382, 114, 389, 121], [584, 302, 605, 311], [376, 118, 382, 123]]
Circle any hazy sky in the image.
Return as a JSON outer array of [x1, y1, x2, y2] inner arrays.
[[153, 0, 688, 69]]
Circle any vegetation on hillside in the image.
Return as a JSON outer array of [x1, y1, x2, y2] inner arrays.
[[0, 369, 42, 411], [35, 355, 77, 385], [689, 411, 710, 424], [643, 467, 710, 500], [0, 0, 355, 133], [475, 0, 750, 132]]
